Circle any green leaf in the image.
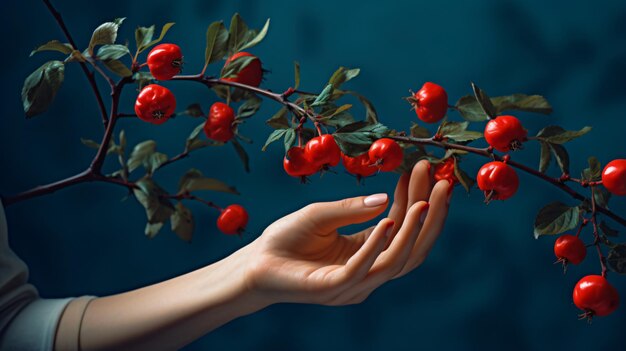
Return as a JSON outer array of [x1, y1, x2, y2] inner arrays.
[[438, 121, 483, 142], [183, 103, 205, 117], [119, 130, 127, 152], [593, 187, 611, 209], [283, 128, 296, 153], [262, 129, 287, 151], [410, 123, 431, 138], [232, 139, 250, 172], [96, 44, 130, 61], [228, 13, 249, 54], [311, 84, 334, 107], [328, 67, 360, 89], [21, 60, 65, 118], [147, 152, 168, 174], [133, 177, 175, 225], [30, 40, 73, 57], [266, 108, 290, 129], [102, 59, 132, 77], [145, 222, 164, 239], [88, 18, 125, 55], [187, 122, 206, 142], [333, 122, 389, 156], [491, 94, 552, 115], [607, 244, 626, 274], [80, 138, 100, 149], [471, 82, 497, 119], [205, 21, 229, 65], [171, 202, 194, 242], [221, 55, 257, 78], [582, 156, 602, 181], [453, 159, 475, 193], [548, 143, 570, 174], [127, 140, 156, 172], [237, 96, 262, 118], [533, 202, 580, 238], [535, 125, 592, 144], [455, 95, 489, 122], [178, 169, 238, 194], [294, 61, 301, 89], [135, 25, 155, 52], [599, 221, 619, 237], [133, 71, 154, 90], [538, 141, 552, 173], [138, 22, 175, 53], [239, 18, 270, 51]]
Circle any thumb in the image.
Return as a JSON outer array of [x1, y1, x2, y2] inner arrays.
[[297, 193, 389, 234]]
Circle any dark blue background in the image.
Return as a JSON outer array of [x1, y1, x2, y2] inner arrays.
[[2, 0, 626, 350]]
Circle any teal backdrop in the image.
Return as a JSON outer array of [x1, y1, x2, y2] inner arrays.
[[2, 0, 626, 350]]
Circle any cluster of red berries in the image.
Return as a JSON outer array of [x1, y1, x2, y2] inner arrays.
[[132, 44, 264, 236], [284, 136, 404, 181], [134, 43, 263, 130]]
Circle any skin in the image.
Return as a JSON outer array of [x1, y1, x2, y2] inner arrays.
[[55, 160, 451, 351]]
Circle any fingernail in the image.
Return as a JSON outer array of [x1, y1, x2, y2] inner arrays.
[[420, 203, 430, 223], [364, 193, 388, 207], [385, 221, 395, 238], [447, 181, 454, 205]]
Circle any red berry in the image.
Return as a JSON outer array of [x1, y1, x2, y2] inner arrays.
[[146, 43, 183, 80], [602, 159, 626, 196], [573, 275, 620, 318], [411, 82, 448, 123], [476, 161, 519, 201], [304, 134, 341, 168], [217, 204, 249, 235], [368, 138, 404, 172], [342, 153, 377, 178], [554, 234, 587, 265], [204, 102, 235, 142], [134, 84, 176, 125], [222, 52, 263, 87], [484, 115, 527, 152], [284, 146, 318, 177], [434, 158, 459, 184]]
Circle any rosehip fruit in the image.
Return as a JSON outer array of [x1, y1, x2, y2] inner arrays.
[[284, 146, 318, 178], [573, 275, 620, 318], [342, 153, 377, 178], [484, 115, 528, 152], [410, 82, 448, 123], [305, 134, 341, 168], [434, 158, 459, 185], [602, 159, 626, 196], [222, 52, 263, 87], [554, 234, 587, 265], [134, 84, 176, 125], [204, 102, 235, 142], [146, 43, 183, 80], [217, 204, 249, 235], [476, 161, 519, 201], [368, 138, 404, 172]]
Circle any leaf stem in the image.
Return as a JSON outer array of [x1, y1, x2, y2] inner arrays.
[[590, 186, 609, 277], [42, 0, 109, 127]]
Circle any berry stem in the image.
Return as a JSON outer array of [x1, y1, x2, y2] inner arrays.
[[163, 192, 222, 211], [590, 186, 609, 277], [42, 0, 109, 128]]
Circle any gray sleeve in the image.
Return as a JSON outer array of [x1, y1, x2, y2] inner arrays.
[[0, 199, 74, 350]]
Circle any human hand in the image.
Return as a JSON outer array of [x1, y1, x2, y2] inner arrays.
[[242, 160, 452, 306]]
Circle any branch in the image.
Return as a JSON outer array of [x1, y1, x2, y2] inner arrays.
[[390, 135, 626, 228], [43, 0, 109, 127]]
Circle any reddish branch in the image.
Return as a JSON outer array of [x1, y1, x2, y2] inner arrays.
[[42, 0, 109, 127], [3, 0, 626, 236]]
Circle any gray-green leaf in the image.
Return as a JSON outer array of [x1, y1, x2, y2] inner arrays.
[[21, 60, 65, 118]]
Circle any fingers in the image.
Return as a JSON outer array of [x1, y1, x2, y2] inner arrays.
[[387, 173, 410, 233], [395, 179, 452, 278], [336, 219, 394, 284], [297, 194, 389, 234], [406, 160, 432, 212]]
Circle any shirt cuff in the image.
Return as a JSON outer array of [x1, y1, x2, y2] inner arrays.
[[0, 297, 74, 351]]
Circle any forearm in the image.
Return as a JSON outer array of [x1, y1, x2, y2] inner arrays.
[[55, 245, 268, 351]]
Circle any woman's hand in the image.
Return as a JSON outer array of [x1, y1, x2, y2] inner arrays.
[[243, 160, 452, 306]]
